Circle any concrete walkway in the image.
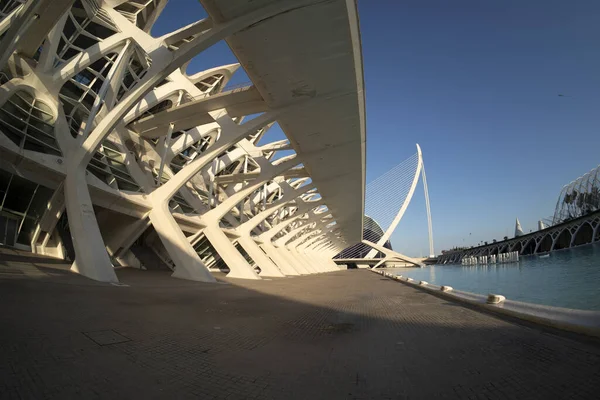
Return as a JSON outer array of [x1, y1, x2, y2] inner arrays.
[[1, 255, 600, 399]]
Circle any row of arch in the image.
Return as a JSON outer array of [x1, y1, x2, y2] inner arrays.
[[439, 214, 600, 263]]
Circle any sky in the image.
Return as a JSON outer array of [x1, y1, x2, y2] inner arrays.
[[153, 0, 600, 257]]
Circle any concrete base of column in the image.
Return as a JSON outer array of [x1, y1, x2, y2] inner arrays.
[[64, 171, 118, 283], [148, 206, 216, 283], [301, 250, 323, 274], [302, 252, 329, 272], [115, 249, 142, 269], [202, 224, 261, 280], [237, 235, 285, 278], [314, 254, 340, 271], [294, 250, 324, 273], [260, 243, 301, 276], [312, 253, 337, 272], [286, 248, 317, 274], [276, 248, 302, 274], [106, 216, 151, 258]]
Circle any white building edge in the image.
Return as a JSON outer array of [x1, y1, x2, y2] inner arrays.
[[0, 0, 366, 282]]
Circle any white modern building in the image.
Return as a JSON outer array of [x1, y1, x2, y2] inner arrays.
[[0, 0, 366, 283]]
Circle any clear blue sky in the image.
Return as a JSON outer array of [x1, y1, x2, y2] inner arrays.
[[153, 1, 600, 256]]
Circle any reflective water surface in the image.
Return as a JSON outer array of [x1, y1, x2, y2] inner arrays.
[[393, 243, 600, 311]]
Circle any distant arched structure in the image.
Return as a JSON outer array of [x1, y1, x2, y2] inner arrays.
[[552, 164, 600, 225], [572, 223, 593, 246], [552, 229, 572, 251]]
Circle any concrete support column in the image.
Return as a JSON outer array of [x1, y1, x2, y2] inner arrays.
[[235, 231, 288, 277], [283, 218, 335, 272], [233, 181, 314, 276], [320, 253, 342, 271], [62, 1, 314, 283], [302, 251, 333, 272], [276, 223, 311, 247], [301, 237, 340, 271], [146, 113, 281, 281], [276, 245, 311, 274], [302, 250, 332, 272], [202, 223, 260, 280], [305, 249, 336, 272], [284, 245, 318, 274], [289, 248, 324, 273], [286, 232, 325, 273], [236, 235, 285, 278], [256, 216, 306, 274], [148, 202, 215, 282], [260, 242, 302, 276], [106, 216, 151, 257], [199, 155, 300, 279], [64, 170, 118, 282]]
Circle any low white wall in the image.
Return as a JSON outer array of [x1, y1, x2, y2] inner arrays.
[[372, 269, 600, 338]]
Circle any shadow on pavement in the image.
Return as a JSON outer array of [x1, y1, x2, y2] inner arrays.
[[1, 264, 599, 399]]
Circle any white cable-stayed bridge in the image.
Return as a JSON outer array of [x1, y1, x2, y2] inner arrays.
[[334, 144, 434, 268]]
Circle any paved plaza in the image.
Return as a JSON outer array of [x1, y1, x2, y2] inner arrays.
[[1, 250, 600, 399]]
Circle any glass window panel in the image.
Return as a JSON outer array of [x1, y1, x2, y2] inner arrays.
[[72, 34, 97, 50], [23, 140, 48, 154], [63, 15, 77, 39], [89, 56, 113, 74], [116, 180, 140, 192], [0, 108, 27, 131], [3, 174, 37, 213], [88, 168, 111, 182], [2, 98, 20, 114], [0, 168, 12, 201], [30, 107, 53, 124], [61, 80, 85, 100], [63, 47, 80, 60], [25, 185, 53, 221], [91, 77, 104, 93], [73, 70, 94, 86], [82, 93, 95, 110], [86, 21, 115, 40], [56, 38, 67, 59], [4, 216, 18, 246], [13, 91, 33, 108], [26, 128, 56, 147], [1, 92, 59, 155], [29, 119, 54, 136], [0, 125, 22, 146], [60, 97, 74, 115], [17, 216, 36, 245]]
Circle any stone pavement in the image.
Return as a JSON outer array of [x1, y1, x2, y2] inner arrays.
[[1, 254, 600, 399]]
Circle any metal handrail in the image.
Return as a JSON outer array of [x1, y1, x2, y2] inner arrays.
[[223, 81, 253, 93], [186, 81, 254, 102]]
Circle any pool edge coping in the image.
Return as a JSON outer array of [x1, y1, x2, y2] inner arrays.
[[372, 269, 600, 339]]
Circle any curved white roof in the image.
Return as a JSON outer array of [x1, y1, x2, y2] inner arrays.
[[200, 0, 367, 244]]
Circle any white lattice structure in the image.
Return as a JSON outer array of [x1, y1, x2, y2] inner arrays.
[[0, 0, 366, 282], [552, 164, 600, 225]]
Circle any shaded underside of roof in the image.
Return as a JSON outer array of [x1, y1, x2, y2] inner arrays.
[[199, 0, 366, 244]]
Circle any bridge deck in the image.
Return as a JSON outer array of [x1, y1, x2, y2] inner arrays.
[[1, 255, 599, 399], [333, 258, 384, 264], [439, 209, 600, 263]]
